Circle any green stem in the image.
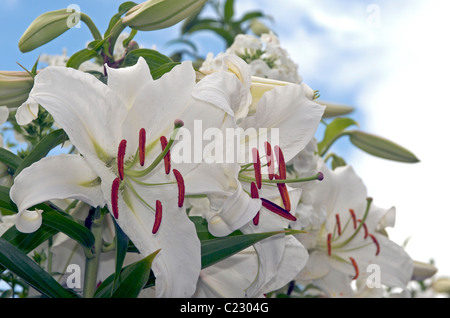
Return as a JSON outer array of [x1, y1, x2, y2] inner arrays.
[[80, 13, 102, 40], [83, 211, 104, 298], [238, 172, 323, 184]]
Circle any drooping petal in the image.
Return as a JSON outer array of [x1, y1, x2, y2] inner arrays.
[[10, 154, 105, 219], [15, 209, 43, 233]]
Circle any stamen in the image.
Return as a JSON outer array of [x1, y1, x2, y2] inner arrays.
[[358, 219, 369, 239], [260, 198, 296, 221], [335, 214, 342, 236], [152, 200, 162, 234], [252, 148, 262, 189], [250, 182, 260, 226], [160, 136, 171, 174], [117, 140, 127, 180], [173, 169, 185, 208], [275, 178, 291, 212], [349, 257, 359, 280], [139, 128, 146, 166], [264, 141, 274, 180], [327, 233, 332, 256], [368, 234, 380, 256], [111, 178, 120, 219], [349, 209, 357, 229], [274, 145, 286, 179]]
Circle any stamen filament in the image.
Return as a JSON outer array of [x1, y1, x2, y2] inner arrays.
[[152, 200, 162, 234], [261, 198, 296, 221]]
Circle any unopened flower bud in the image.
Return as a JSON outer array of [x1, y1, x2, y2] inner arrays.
[[412, 260, 438, 281], [0, 71, 34, 108], [122, 0, 207, 31], [250, 19, 271, 36], [432, 277, 450, 294], [18, 9, 78, 53]]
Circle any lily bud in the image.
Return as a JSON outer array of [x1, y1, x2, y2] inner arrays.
[[432, 277, 450, 294], [250, 19, 271, 36], [317, 100, 355, 118], [0, 71, 34, 108], [412, 260, 438, 281], [122, 0, 207, 31], [18, 9, 79, 53]]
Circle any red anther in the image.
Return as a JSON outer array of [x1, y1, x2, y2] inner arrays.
[[111, 178, 120, 219], [160, 136, 171, 174], [152, 200, 162, 234], [335, 214, 342, 236], [274, 145, 286, 179], [139, 128, 146, 166], [358, 219, 369, 239], [368, 234, 380, 256], [277, 182, 291, 212], [261, 198, 296, 221], [349, 209, 357, 229], [264, 141, 274, 180], [349, 257, 359, 280], [327, 233, 332, 256], [250, 182, 260, 226], [173, 169, 185, 208], [252, 148, 262, 189], [117, 140, 127, 180], [253, 212, 260, 226]]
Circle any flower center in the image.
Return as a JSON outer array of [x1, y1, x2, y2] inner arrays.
[[239, 142, 324, 225], [323, 198, 380, 280], [110, 120, 185, 235]]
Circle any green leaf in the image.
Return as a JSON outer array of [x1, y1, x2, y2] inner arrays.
[[150, 62, 181, 79], [224, 0, 235, 23], [112, 220, 130, 294], [317, 117, 359, 156], [122, 48, 173, 70], [94, 249, 160, 298], [0, 186, 18, 215], [237, 11, 265, 24], [14, 129, 67, 177], [200, 229, 303, 268], [66, 48, 100, 70], [0, 237, 77, 298], [0, 148, 22, 175], [347, 130, 420, 163]]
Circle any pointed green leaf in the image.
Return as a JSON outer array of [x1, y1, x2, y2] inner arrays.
[[0, 237, 77, 298], [66, 48, 100, 70], [94, 249, 160, 298], [112, 220, 130, 294], [348, 130, 420, 163], [14, 129, 67, 177], [318, 117, 359, 156], [200, 229, 303, 268], [224, 0, 235, 23], [0, 148, 21, 175], [122, 48, 173, 70]]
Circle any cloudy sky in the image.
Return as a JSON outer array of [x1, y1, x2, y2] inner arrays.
[[1, 0, 449, 280]]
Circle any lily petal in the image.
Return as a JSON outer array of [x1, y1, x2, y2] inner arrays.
[[10, 154, 105, 218]]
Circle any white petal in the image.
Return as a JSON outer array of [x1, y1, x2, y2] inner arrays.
[[28, 66, 128, 162], [105, 57, 153, 110], [239, 83, 325, 163], [10, 154, 105, 215], [15, 99, 38, 125], [15, 209, 43, 233]]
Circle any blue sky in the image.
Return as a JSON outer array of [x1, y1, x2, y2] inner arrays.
[[1, 0, 450, 281]]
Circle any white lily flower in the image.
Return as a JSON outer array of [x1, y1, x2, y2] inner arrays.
[[293, 159, 414, 297], [9, 57, 247, 297]]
